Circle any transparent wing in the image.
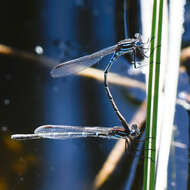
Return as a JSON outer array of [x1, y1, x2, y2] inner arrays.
[[34, 125, 110, 134], [11, 125, 121, 140], [50, 45, 117, 78]]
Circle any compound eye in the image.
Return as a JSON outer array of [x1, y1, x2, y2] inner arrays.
[[130, 123, 140, 136], [134, 33, 141, 40]]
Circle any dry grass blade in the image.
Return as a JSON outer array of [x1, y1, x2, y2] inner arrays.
[[79, 67, 146, 90], [93, 102, 146, 190], [180, 46, 190, 63], [0, 44, 56, 68]]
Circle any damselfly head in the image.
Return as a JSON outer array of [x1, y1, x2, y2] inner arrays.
[[130, 123, 140, 137], [134, 34, 150, 60]]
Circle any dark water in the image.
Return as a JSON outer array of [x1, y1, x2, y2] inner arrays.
[[0, 1, 190, 190]]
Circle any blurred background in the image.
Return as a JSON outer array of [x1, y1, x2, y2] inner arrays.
[[0, 0, 190, 190]]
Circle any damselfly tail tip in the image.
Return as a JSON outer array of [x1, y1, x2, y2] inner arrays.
[[11, 134, 41, 140], [11, 134, 23, 140]]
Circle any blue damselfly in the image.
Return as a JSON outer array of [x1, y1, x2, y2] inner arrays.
[[51, 33, 147, 78]]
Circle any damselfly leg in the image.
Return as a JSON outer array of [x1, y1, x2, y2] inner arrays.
[[125, 132, 156, 163]]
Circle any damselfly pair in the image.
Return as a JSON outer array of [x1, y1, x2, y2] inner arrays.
[[12, 33, 148, 141]]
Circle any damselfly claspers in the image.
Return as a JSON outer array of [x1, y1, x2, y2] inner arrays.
[[11, 124, 140, 140], [50, 33, 147, 135]]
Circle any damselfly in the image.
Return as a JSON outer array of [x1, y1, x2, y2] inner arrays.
[[11, 34, 147, 141], [51, 33, 147, 78], [11, 124, 140, 140], [50, 33, 148, 134]]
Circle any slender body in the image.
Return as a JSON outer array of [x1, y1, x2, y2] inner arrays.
[[11, 124, 140, 140]]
